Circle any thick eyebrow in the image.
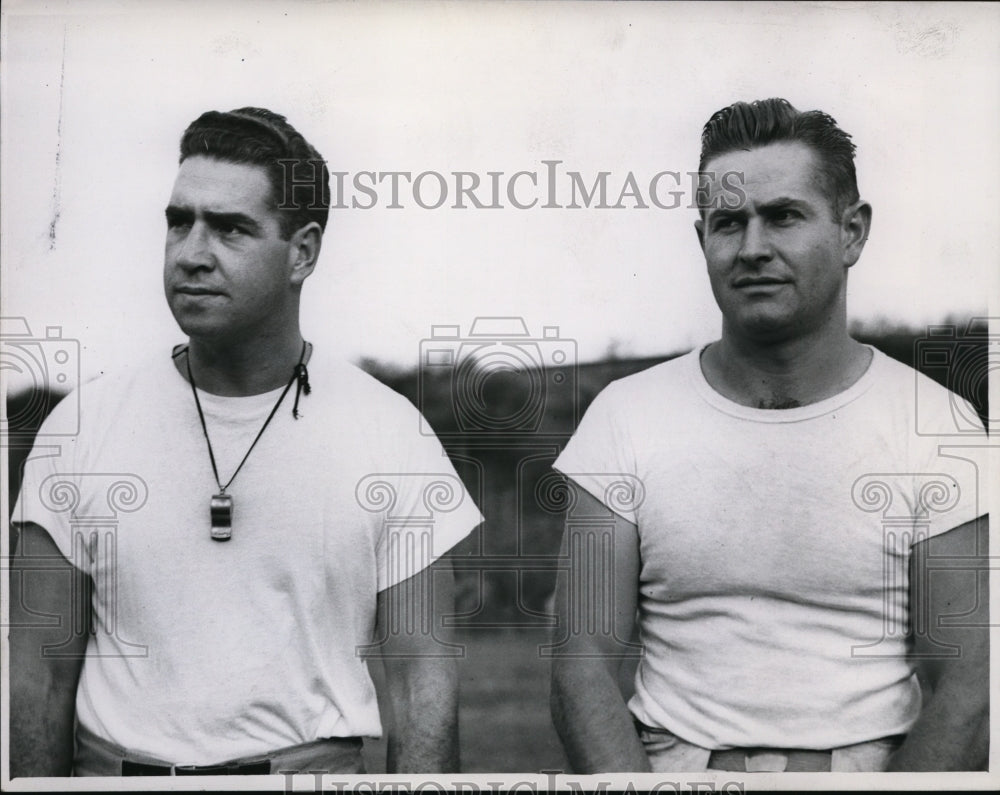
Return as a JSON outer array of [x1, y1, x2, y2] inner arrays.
[[756, 197, 810, 214], [705, 196, 810, 224], [164, 204, 262, 233], [164, 204, 193, 224], [203, 210, 262, 233], [704, 205, 746, 225]]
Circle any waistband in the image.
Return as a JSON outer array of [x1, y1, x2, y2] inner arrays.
[[635, 719, 904, 773], [74, 722, 366, 776]]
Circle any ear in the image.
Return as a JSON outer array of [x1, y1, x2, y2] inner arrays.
[[694, 216, 706, 253], [287, 222, 323, 287], [840, 200, 872, 268]]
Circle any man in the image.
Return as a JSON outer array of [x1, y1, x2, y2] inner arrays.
[[9, 107, 482, 776], [550, 98, 988, 773]]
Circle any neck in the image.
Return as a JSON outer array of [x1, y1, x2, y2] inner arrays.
[[702, 323, 871, 409], [180, 330, 306, 396]]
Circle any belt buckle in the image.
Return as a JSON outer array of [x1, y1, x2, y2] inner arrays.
[[745, 750, 788, 772], [175, 760, 271, 775], [175, 764, 224, 775]]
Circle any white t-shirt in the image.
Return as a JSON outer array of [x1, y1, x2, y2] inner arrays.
[[13, 348, 483, 765], [553, 346, 986, 750]]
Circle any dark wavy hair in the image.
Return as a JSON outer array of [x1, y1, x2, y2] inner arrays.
[[179, 107, 330, 238], [699, 98, 859, 218]]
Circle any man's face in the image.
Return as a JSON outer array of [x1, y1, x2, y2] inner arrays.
[[696, 141, 858, 343], [164, 156, 298, 342]]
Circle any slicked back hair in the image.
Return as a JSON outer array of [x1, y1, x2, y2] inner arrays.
[[179, 107, 330, 238], [699, 98, 859, 219]]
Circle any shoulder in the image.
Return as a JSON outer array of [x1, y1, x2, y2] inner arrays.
[[867, 347, 917, 382], [306, 354, 427, 442], [866, 347, 984, 435], [312, 355, 416, 412], [586, 350, 698, 408], [38, 353, 173, 432], [569, 351, 699, 444], [867, 347, 959, 406]]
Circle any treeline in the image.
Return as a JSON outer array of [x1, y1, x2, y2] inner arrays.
[[366, 316, 990, 440]]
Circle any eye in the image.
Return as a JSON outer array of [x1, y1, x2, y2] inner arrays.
[[711, 216, 741, 232], [771, 209, 801, 225], [213, 221, 248, 239], [166, 214, 191, 231]]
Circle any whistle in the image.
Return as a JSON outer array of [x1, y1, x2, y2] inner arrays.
[[210, 493, 233, 541]]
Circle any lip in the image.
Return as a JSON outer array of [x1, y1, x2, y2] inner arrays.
[[732, 277, 790, 288], [175, 285, 225, 296]]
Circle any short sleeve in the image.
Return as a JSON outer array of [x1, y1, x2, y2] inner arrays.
[[909, 390, 989, 542], [552, 381, 642, 525], [358, 393, 483, 593], [11, 390, 90, 571]]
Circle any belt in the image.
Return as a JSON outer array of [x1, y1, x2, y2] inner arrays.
[[122, 759, 272, 775], [77, 721, 366, 777], [635, 718, 904, 773], [708, 747, 831, 772], [707, 733, 906, 773]]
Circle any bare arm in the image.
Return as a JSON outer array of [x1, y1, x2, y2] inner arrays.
[[550, 485, 651, 773], [887, 515, 989, 771], [369, 557, 459, 773], [9, 522, 90, 777]]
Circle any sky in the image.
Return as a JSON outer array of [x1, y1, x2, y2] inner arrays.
[[2, 0, 998, 395]]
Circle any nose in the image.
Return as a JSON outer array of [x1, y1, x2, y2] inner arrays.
[[737, 217, 772, 266], [169, 221, 213, 272]]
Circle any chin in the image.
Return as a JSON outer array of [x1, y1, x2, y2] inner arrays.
[[171, 314, 230, 342], [731, 311, 799, 343]]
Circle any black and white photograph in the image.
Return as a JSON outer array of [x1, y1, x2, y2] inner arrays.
[[2, 1, 997, 791]]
